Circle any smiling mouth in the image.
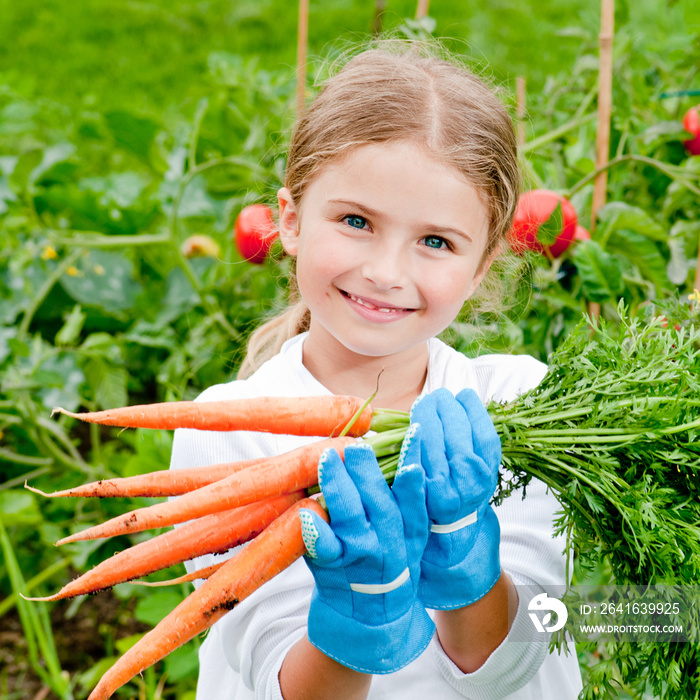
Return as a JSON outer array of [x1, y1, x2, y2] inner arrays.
[[340, 290, 413, 313]]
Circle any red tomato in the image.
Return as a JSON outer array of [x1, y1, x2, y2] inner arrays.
[[574, 225, 591, 242], [508, 189, 578, 258], [682, 105, 700, 156], [234, 204, 277, 264]]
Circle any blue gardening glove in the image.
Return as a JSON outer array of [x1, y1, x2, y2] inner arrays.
[[299, 443, 434, 674], [404, 387, 502, 610]]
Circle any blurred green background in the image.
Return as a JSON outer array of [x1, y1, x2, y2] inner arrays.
[[1, 0, 696, 115]]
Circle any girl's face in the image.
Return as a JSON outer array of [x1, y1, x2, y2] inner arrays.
[[278, 140, 493, 364]]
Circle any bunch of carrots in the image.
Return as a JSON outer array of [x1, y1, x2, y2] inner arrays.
[[26, 300, 700, 700]]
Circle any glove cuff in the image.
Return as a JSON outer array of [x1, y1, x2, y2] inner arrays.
[[307, 593, 435, 674], [419, 507, 501, 610]]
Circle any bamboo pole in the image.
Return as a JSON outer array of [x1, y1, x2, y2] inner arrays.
[[516, 77, 527, 149], [296, 0, 309, 118], [591, 0, 614, 229], [589, 0, 614, 319], [373, 0, 387, 35], [416, 0, 430, 19]]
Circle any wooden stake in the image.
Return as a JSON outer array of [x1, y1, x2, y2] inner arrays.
[[591, 0, 614, 229], [297, 0, 309, 118], [373, 0, 386, 35], [416, 0, 430, 19], [589, 0, 614, 319], [516, 77, 527, 148]]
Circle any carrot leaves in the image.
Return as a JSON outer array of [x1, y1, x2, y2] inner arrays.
[[489, 298, 700, 700]]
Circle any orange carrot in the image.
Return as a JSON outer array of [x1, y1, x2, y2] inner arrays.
[[57, 437, 353, 545], [24, 492, 304, 601], [130, 561, 226, 587], [86, 497, 327, 700], [53, 395, 373, 437], [25, 456, 267, 499]]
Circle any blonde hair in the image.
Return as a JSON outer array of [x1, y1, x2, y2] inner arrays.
[[238, 40, 520, 379]]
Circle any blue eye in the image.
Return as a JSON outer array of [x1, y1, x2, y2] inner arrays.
[[423, 235, 448, 250], [344, 215, 367, 229]]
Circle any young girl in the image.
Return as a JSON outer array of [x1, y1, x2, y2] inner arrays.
[[170, 41, 583, 700]]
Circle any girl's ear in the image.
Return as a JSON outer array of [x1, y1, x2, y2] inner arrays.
[[277, 187, 300, 257]]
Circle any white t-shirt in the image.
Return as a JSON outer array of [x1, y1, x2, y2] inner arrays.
[[169, 334, 583, 700]]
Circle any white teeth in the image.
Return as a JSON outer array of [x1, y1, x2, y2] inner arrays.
[[349, 293, 397, 312]]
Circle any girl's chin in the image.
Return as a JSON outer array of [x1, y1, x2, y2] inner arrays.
[[313, 324, 431, 361]]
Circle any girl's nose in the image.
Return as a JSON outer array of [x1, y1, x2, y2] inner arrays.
[[361, 240, 408, 290]]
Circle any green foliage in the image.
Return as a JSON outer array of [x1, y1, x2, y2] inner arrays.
[[495, 299, 700, 585], [457, 24, 700, 362], [572, 240, 626, 302], [492, 299, 700, 699]]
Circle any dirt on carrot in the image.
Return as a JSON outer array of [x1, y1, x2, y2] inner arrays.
[[25, 455, 268, 498], [85, 497, 328, 700], [24, 492, 304, 601], [55, 437, 353, 545]]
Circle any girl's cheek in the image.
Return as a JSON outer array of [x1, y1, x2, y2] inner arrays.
[[305, 236, 357, 273], [297, 252, 347, 292], [423, 269, 479, 308]]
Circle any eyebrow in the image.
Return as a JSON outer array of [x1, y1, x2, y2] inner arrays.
[[327, 198, 474, 242]]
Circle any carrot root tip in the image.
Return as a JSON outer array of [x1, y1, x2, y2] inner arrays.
[[20, 592, 57, 603], [56, 535, 80, 546], [25, 483, 52, 497], [52, 407, 88, 421]]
